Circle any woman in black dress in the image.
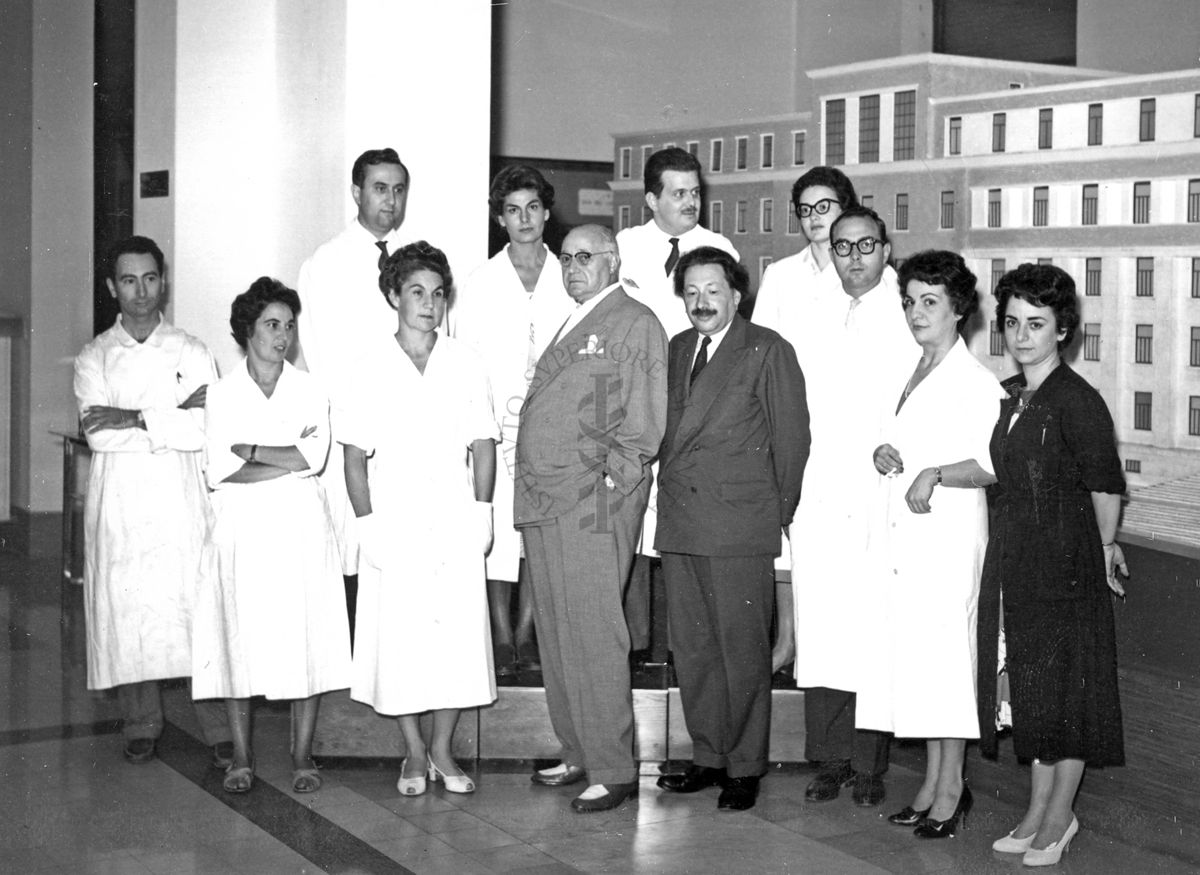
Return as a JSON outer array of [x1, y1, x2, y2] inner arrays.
[[976, 264, 1130, 867]]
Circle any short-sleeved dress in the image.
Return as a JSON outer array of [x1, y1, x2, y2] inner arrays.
[[192, 361, 351, 701], [976, 364, 1125, 765], [338, 334, 500, 716]]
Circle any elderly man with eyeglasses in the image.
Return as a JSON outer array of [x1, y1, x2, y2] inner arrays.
[[514, 224, 668, 813], [787, 206, 918, 808]]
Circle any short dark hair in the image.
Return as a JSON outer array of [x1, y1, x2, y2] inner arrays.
[[108, 235, 164, 280], [379, 241, 454, 307], [791, 166, 858, 220], [229, 277, 301, 350], [673, 247, 749, 298], [351, 148, 409, 188], [830, 205, 888, 247], [488, 165, 555, 218], [644, 147, 702, 197], [994, 263, 1079, 349], [897, 250, 979, 331]]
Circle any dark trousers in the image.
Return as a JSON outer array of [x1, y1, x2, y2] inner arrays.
[[803, 686, 890, 777], [663, 553, 774, 778]]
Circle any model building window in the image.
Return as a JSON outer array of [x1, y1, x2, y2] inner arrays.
[[1088, 103, 1103, 145], [893, 91, 916, 160], [825, 99, 846, 165], [761, 198, 774, 234], [1134, 392, 1152, 431], [735, 136, 748, 171], [1085, 258, 1101, 296], [992, 112, 1006, 153], [1134, 324, 1153, 364], [709, 201, 723, 235], [859, 94, 880, 163], [1082, 184, 1098, 226], [940, 190, 955, 229], [735, 200, 747, 234], [1033, 187, 1049, 227], [988, 189, 1001, 228], [1038, 108, 1053, 149], [1133, 181, 1150, 224], [1139, 98, 1156, 142], [894, 193, 909, 231], [793, 131, 806, 166], [1083, 323, 1101, 361], [761, 133, 774, 169], [619, 147, 631, 180], [948, 116, 961, 156], [1136, 257, 1154, 297]]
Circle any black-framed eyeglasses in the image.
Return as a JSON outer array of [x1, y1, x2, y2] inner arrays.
[[797, 198, 838, 218], [558, 250, 614, 268], [831, 236, 882, 257]]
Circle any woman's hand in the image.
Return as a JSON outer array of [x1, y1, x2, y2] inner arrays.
[[905, 468, 939, 514], [1103, 542, 1130, 597], [178, 384, 207, 410], [873, 443, 904, 476]]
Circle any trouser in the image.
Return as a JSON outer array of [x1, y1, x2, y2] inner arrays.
[[117, 680, 231, 745], [663, 553, 774, 778], [803, 686, 890, 776]]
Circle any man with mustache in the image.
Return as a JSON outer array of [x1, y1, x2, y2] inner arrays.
[[654, 246, 809, 811], [615, 147, 738, 663], [295, 148, 411, 634]]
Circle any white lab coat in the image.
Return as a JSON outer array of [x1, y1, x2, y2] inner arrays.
[[73, 317, 215, 690], [855, 338, 1004, 737], [450, 245, 573, 581]]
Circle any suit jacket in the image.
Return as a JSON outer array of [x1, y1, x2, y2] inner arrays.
[[514, 286, 669, 527], [654, 314, 810, 557]]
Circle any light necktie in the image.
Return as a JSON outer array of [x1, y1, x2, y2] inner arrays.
[[664, 237, 680, 276], [690, 335, 711, 387], [376, 240, 389, 271]]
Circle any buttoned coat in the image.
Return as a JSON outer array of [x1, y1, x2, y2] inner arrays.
[[654, 315, 811, 557]]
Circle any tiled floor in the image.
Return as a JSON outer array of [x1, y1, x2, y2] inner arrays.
[[3, 549, 1199, 874]]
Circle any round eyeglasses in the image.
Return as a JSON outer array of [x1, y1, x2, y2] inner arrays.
[[558, 250, 614, 268], [831, 236, 883, 258], [797, 198, 838, 218]]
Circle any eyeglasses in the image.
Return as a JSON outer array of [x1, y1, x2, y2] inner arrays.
[[797, 198, 838, 218], [558, 250, 614, 268], [831, 236, 883, 258]]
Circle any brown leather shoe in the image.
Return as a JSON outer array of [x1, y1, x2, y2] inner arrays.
[[570, 781, 639, 813], [530, 763, 587, 787]]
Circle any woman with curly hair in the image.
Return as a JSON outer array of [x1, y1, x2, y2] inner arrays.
[[193, 277, 351, 794], [340, 241, 499, 796], [978, 263, 1129, 866]]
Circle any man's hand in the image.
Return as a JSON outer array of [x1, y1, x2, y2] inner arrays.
[[178, 384, 207, 410], [81, 406, 140, 433], [873, 443, 904, 476]]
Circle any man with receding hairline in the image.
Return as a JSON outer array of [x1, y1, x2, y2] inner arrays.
[[515, 224, 668, 813], [296, 148, 412, 629]]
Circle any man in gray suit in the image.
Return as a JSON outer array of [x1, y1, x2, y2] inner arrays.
[[514, 224, 668, 813], [654, 246, 810, 811]]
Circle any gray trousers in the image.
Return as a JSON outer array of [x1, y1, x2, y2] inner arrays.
[[521, 478, 647, 787]]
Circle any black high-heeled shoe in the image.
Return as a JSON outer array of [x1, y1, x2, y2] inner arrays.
[[887, 804, 931, 826], [913, 785, 972, 839]]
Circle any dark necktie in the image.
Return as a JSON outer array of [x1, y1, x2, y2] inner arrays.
[[376, 240, 389, 271], [690, 335, 711, 387], [664, 237, 680, 276]]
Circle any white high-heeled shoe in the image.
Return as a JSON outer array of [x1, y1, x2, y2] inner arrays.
[[396, 757, 427, 796], [427, 754, 476, 793], [1022, 816, 1079, 867], [992, 827, 1036, 853]]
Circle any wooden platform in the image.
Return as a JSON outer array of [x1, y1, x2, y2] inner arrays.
[[313, 686, 807, 766]]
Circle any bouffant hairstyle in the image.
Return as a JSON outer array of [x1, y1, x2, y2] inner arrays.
[[673, 247, 749, 299], [379, 241, 454, 307], [488, 165, 556, 218], [229, 277, 301, 350], [790, 166, 859, 220], [994, 263, 1080, 349], [644, 146, 702, 197], [897, 249, 979, 332]]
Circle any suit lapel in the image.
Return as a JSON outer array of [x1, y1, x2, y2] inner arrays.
[[526, 287, 626, 403], [675, 315, 750, 445]]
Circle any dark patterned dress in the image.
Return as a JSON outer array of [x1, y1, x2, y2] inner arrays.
[[976, 364, 1125, 766]]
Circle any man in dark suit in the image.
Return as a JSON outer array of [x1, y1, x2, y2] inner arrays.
[[514, 224, 668, 813], [654, 246, 810, 810]]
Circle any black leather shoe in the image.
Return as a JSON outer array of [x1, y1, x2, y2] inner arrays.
[[718, 776, 760, 811], [570, 781, 639, 813], [657, 765, 726, 793], [530, 763, 587, 787], [123, 738, 156, 764], [913, 785, 972, 839], [211, 741, 235, 770], [805, 760, 853, 802], [851, 772, 886, 807], [887, 804, 931, 826], [516, 641, 541, 671]]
